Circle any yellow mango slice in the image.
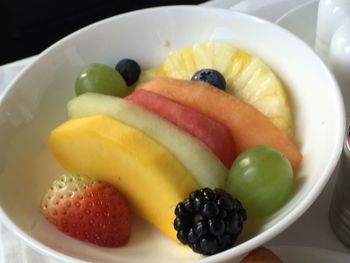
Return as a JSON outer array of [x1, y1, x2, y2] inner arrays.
[[49, 115, 198, 240]]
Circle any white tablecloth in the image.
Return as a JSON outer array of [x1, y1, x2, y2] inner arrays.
[[1, 0, 349, 262]]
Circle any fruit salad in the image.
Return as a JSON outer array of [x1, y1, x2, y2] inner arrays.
[[41, 41, 302, 256]]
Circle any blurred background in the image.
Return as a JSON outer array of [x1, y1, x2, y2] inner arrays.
[[0, 0, 205, 65]]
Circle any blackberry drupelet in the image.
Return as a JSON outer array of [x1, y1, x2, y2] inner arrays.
[[174, 188, 246, 255]]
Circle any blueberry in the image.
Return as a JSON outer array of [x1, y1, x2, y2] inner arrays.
[[115, 59, 141, 86], [191, 69, 226, 90]]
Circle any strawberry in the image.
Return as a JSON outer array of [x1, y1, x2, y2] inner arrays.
[[40, 173, 131, 247]]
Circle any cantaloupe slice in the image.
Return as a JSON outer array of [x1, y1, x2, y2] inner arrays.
[[49, 114, 199, 240], [137, 78, 302, 171], [67, 93, 228, 188]]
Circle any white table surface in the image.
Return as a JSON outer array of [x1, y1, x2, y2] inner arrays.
[[1, 0, 349, 262]]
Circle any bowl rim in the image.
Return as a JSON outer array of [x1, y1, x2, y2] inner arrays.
[[0, 4, 346, 263]]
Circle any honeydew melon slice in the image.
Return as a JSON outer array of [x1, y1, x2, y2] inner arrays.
[[67, 92, 228, 188]]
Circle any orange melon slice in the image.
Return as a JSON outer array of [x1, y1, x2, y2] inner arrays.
[[137, 78, 302, 171]]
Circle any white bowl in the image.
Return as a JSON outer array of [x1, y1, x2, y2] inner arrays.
[[0, 5, 345, 263]]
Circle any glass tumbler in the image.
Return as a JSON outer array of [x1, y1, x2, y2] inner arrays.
[[329, 125, 350, 247]]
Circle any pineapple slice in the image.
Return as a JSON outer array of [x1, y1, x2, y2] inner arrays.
[[140, 41, 293, 137]]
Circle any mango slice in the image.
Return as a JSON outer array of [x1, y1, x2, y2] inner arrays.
[[49, 115, 199, 240]]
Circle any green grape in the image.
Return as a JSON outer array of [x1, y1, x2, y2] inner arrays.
[[75, 64, 129, 97], [225, 145, 293, 218]]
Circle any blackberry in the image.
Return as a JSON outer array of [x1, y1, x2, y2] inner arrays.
[[115, 59, 141, 86], [191, 69, 226, 90], [174, 188, 246, 255]]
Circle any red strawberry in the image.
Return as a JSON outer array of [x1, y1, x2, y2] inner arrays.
[[40, 173, 131, 247]]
